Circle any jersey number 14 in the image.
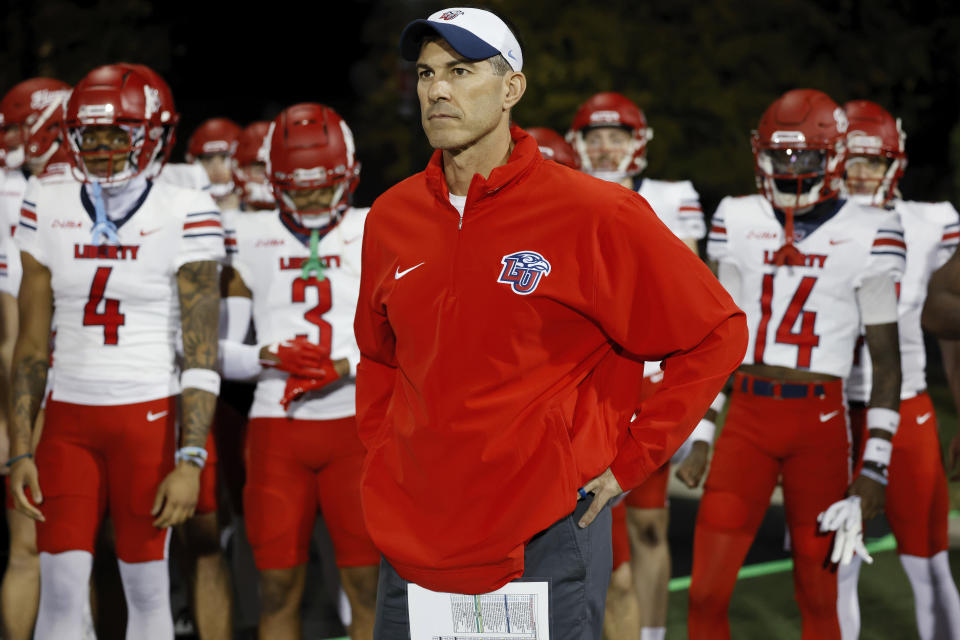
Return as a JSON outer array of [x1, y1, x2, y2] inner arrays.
[[755, 274, 820, 368]]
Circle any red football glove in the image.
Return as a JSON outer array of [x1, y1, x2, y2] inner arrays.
[[280, 363, 341, 411], [262, 337, 332, 378]]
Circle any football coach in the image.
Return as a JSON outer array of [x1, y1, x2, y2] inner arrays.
[[353, 7, 748, 639]]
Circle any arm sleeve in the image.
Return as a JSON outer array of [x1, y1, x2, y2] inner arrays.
[[706, 197, 732, 264], [353, 212, 399, 449], [676, 181, 706, 240], [175, 192, 226, 270], [856, 210, 906, 286], [592, 192, 748, 490], [937, 205, 960, 268], [222, 208, 239, 267], [0, 231, 14, 296], [856, 273, 899, 325], [14, 183, 45, 267]]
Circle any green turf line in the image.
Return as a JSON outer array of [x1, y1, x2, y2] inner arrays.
[[667, 533, 898, 592]]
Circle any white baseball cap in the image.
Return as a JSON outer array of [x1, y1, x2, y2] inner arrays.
[[400, 7, 523, 72]]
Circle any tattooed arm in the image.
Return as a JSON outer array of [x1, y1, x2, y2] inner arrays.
[[8, 252, 53, 521], [151, 259, 220, 528]]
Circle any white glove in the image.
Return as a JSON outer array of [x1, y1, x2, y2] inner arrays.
[[817, 496, 873, 566]]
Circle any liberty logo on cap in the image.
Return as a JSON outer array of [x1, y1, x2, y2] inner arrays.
[[439, 9, 464, 21]]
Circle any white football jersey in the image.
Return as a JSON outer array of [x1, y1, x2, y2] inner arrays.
[[230, 207, 367, 420], [638, 177, 706, 241], [15, 180, 224, 405], [708, 195, 905, 378], [846, 200, 959, 402], [156, 162, 210, 191], [637, 177, 705, 380], [0, 169, 28, 296]]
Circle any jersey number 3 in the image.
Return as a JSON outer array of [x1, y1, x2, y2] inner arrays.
[[755, 274, 820, 368], [291, 276, 333, 349], [83, 266, 125, 345]]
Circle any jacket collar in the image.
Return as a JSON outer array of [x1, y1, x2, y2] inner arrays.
[[425, 124, 541, 207]]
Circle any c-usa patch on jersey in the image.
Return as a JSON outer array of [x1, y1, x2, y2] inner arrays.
[[498, 250, 551, 295]]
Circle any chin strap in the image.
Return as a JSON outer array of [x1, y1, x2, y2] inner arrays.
[[771, 206, 805, 266], [300, 228, 325, 281], [89, 182, 120, 246]]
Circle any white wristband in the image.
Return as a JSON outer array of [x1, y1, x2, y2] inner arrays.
[[862, 437, 893, 468], [218, 340, 263, 381], [181, 368, 221, 396], [710, 392, 727, 413], [690, 418, 716, 444], [867, 407, 899, 435]]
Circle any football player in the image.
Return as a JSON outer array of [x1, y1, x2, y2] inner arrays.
[[0, 76, 75, 640], [567, 92, 707, 640], [7, 64, 223, 639], [838, 100, 960, 640], [219, 103, 378, 639], [526, 126, 580, 169], [232, 121, 274, 211], [687, 89, 904, 640], [187, 118, 242, 210]]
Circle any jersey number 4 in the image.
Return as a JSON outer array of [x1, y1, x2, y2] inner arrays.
[[755, 274, 820, 368], [291, 276, 332, 349], [83, 267, 125, 345]]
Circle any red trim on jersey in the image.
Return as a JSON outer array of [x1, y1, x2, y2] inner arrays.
[[872, 238, 906, 249], [224, 238, 237, 246], [680, 205, 702, 212], [21, 208, 37, 222], [711, 225, 726, 234], [183, 219, 222, 231], [942, 231, 960, 241]]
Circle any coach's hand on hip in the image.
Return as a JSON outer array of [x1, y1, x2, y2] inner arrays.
[[578, 467, 622, 528]]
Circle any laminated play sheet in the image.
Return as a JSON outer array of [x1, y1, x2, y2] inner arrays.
[[407, 581, 549, 640]]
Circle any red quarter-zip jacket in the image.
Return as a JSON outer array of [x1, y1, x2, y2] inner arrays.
[[354, 125, 747, 594]]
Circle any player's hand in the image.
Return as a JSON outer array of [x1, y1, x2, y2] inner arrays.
[[847, 473, 885, 520], [151, 462, 201, 528], [260, 337, 332, 378], [279, 358, 349, 410], [578, 467, 623, 529], [818, 496, 873, 566], [675, 441, 710, 489], [9, 457, 44, 522], [948, 433, 960, 481]]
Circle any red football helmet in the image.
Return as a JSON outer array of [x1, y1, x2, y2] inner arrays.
[[63, 64, 165, 184], [752, 88, 848, 211], [116, 63, 178, 175], [187, 118, 241, 159], [233, 121, 274, 209], [0, 77, 72, 170], [567, 92, 652, 180], [266, 103, 360, 228], [526, 127, 580, 170], [842, 100, 906, 206]]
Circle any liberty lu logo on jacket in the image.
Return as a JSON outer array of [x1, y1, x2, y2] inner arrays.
[[498, 250, 551, 295]]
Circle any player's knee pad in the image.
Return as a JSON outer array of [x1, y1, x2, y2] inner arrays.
[[34, 551, 93, 640], [118, 558, 170, 614]]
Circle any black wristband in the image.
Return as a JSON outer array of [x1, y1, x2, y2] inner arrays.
[[5, 453, 33, 468]]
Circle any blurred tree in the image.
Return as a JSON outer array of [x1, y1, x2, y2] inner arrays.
[[354, 0, 960, 215], [0, 0, 170, 89]]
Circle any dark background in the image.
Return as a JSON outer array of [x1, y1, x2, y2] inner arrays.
[[3, 0, 960, 219]]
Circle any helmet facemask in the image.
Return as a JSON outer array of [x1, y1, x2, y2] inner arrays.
[[67, 123, 155, 186]]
